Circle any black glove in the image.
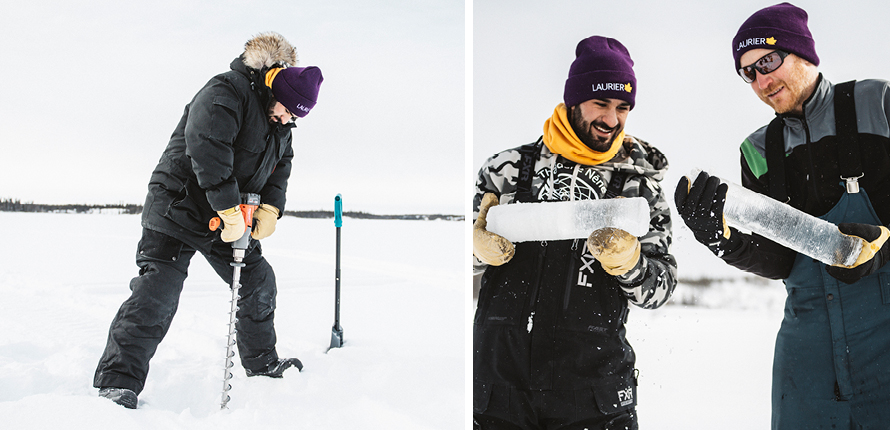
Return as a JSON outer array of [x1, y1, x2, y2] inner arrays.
[[674, 171, 740, 256], [825, 223, 890, 284]]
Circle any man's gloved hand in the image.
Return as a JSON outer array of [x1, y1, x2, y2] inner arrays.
[[826, 223, 890, 284], [251, 204, 279, 240], [674, 171, 738, 255], [587, 227, 641, 276], [217, 206, 246, 243], [473, 193, 515, 266]]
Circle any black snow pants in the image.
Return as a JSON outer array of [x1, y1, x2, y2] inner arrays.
[[93, 228, 279, 394], [473, 387, 638, 430]]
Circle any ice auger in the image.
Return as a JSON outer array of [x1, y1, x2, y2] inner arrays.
[[210, 193, 261, 409]]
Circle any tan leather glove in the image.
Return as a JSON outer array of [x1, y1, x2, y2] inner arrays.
[[826, 223, 890, 284], [586, 227, 641, 276], [252, 204, 279, 240], [473, 193, 515, 266], [217, 206, 246, 243]]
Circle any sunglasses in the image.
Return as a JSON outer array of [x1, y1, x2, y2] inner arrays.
[[738, 50, 789, 83]]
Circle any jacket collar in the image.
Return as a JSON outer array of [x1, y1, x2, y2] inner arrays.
[[802, 73, 831, 120], [540, 134, 669, 182], [778, 73, 830, 122], [230, 55, 273, 110]]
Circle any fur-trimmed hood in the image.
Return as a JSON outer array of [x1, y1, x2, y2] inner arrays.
[[241, 32, 298, 70]]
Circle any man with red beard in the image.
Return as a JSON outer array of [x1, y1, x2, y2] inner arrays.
[[472, 36, 677, 429], [675, 3, 890, 428]]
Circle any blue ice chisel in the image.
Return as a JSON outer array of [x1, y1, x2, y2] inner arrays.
[[329, 194, 344, 351]]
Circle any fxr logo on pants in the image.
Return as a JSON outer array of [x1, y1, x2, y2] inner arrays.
[[577, 254, 597, 287], [618, 386, 633, 407]]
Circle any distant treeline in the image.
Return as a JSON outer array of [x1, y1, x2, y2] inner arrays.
[[281, 210, 463, 221], [0, 199, 142, 214], [0, 199, 464, 221]]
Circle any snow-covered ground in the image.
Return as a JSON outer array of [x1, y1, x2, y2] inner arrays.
[[0, 212, 464, 429], [630, 220, 786, 429], [628, 306, 780, 429], [1, 211, 791, 429]]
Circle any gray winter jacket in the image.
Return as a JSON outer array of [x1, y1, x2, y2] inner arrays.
[[724, 75, 890, 279]]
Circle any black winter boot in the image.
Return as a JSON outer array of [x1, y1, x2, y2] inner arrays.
[[245, 358, 303, 378], [98, 387, 138, 409]]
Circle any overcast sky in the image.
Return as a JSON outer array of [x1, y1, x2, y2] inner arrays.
[[0, 0, 463, 215], [3, 1, 889, 216], [473, 0, 890, 200]]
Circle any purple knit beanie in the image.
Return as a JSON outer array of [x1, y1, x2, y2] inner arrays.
[[732, 2, 819, 72], [563, 36, 636, 109], [270, 66, 323, 117]]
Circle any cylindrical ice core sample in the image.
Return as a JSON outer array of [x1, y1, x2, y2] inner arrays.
[[717, 175, 863, 267], [485, 197, 650, 243]]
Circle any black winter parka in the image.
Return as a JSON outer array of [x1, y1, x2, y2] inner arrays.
[[141, 55, 294, 253]]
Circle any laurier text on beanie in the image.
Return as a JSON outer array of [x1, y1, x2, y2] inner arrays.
[[732, 2, 819, 72], [563, 36, 636, 109], [270, 66, 323, 117]]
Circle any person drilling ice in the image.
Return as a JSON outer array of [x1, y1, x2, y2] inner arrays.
[[93, 32, 323, 409], [674, 3, 890, 428]]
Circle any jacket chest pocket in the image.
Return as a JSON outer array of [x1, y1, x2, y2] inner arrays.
[[232, 129, 268, 177], [559, 258, 626, 335], [560, 287, 625, 335], [474, 242, 543, 327]]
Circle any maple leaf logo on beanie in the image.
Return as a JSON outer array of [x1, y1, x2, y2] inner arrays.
[[563, 36, 637, 109], [732, 3, 818, 72]]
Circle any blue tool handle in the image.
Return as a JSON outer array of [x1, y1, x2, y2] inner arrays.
[[334, 194, 343, 227]]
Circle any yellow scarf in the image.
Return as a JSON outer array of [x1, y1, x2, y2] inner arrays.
[[265, 67, 284, 88], [542, 103, 625, 166]]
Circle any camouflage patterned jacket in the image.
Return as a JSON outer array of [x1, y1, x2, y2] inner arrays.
[[473, 134, 677, 396], [473, 134, 677, 309]]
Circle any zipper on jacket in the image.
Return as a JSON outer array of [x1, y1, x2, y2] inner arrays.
[[563, 239, 580, 310], [526, 241, 548, 320], [548, 157, 558, 201], [800, 114, 825, 205], [569, 164, 580, 201]]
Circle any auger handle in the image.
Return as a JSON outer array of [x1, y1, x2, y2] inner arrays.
[[207, 193, 262, 250]]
